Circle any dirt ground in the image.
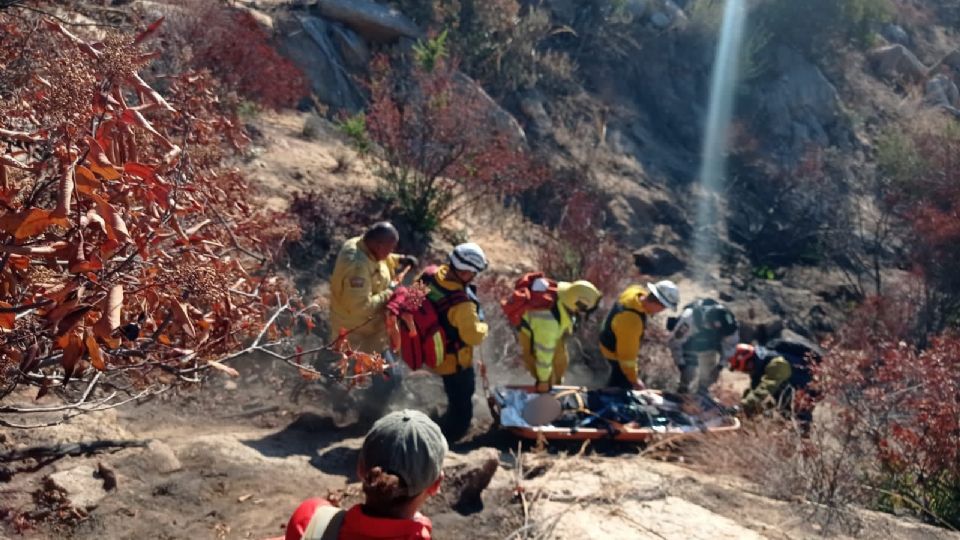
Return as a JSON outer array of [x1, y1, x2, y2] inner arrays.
[[2, 354, 956, 540], [3, 110, 958, 540]]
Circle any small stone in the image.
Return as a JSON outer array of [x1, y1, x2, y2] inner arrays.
[[47, 466, 106, 510], [146, 440, 183, 474], [650, 12, 671, 29], [224, 380, 238, 391]]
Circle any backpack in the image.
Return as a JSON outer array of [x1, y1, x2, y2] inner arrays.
[[302, 505, 345, 540], [765, 336, 824, 390], [500, 272, 558, 327], [385, 266, 469, 371], [689, 298, 738, 335]]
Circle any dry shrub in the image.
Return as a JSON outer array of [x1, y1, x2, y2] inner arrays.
[[0, 12, 298, 401], [157, 0, 307, 108], [362, 48, 544, 247], [286, 189, 377, 275]]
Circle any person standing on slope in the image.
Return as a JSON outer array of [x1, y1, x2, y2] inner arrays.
[[328, 222, 418, 352], [599, 280, 680, 389], [517, 279, 603, 393], [417, 243, 490, 441]]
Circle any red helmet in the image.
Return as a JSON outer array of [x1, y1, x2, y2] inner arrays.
[[729, 344, 756, 372]]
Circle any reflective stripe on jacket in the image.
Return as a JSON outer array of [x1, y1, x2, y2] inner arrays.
[[520, 303, 572, 383]]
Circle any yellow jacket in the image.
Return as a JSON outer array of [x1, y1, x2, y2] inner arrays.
[[520, 302, 573, 383], [329, 236, 400, 351], [742, 355, 793, 413], [422, 265, 489, 376], [599, 285, 653, 384]]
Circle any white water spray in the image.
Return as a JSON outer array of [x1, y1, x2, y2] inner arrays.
[[691, 0, 748, 284]]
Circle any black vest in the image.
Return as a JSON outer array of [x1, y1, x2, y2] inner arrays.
[[599, 302, 647, 353]]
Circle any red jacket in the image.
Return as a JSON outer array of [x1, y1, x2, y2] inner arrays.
[[283, 498, 433, 540]]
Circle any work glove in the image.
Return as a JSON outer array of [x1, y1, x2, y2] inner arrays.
[[535, 381, 551, 393], [397, 254, 419, 270]]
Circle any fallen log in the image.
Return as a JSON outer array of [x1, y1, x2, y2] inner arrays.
[[0, 439, 149, 463]]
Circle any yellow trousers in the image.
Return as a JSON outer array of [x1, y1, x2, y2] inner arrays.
[[519, 331, 568, 385]]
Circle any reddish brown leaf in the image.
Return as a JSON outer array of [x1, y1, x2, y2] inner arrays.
[[101, 285, 123, 331], [13, 208, 69, 240], [0, 301, 15, 329], [69, 258, 103, 274], [52, 165, 74, 219], [61, 333, 85, 382], [133, 16, 165, 45], [75, 165, 100, 195], [157, 334, 172, 346], [57, 305, 93, 336], [45, 298, 79, 329], [85, 331, 105, 371], [84, 137, 120, 180], [123, 162, 157, 184], [171, 300, 196, 338]]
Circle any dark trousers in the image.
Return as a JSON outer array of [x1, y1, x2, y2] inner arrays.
[[441, 367, 476, 441], [606, 360, 634, 390]]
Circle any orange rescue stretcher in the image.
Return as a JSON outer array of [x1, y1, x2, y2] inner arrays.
[[490, 384, 741, 443]]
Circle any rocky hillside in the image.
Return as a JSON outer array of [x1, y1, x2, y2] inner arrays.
[[214, 0, 960, 342]]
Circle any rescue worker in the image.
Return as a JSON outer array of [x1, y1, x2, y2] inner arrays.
[[278, 409, 447, 540], [520, 280, 603, 393], [328, 222, 417, 352], [599, 280, 681, 389], [728, 343, 816, 427], [667, 298, 739, 395], [419, 243, 489, 441]]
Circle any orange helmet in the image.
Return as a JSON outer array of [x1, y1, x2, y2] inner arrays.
[[729, 344, 756, 372]]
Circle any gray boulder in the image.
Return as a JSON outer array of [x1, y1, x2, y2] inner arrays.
[[881, 23, 910, 46], [453, 72, 527, 147], [650, 11, 672, 29], [757, 47, 843, 158], [312, 0, 421, 43], [925, 74, 960, 117], [274, 13, 365, 112], [868, 44, 928, 82], [329, 23, 370, 69], [632, 245, 686, 276], [940, 48, 960, 71]]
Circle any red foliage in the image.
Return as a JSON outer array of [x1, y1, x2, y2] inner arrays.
[[0, 14, 298, 395], [161, 1, 307, 108], [816, 293, 960, 524], [363, 54, 543, 238], [537, 190, 631, 296], [888, 126, 960, 333]]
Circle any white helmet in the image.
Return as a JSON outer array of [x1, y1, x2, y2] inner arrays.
[[647, 280, 680, 312], [450, 243, 488, 273]]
